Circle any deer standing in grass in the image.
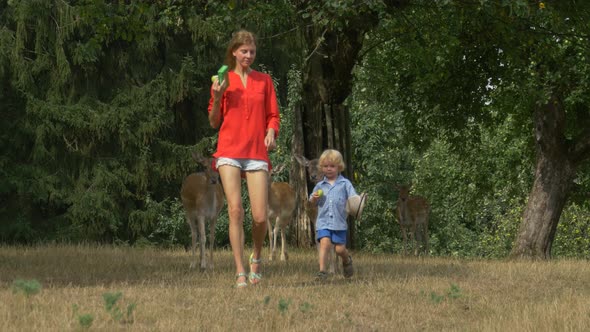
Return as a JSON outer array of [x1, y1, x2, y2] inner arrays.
[[180, 152, 224, 269], [295, 155, 367, 274], [267, 163, 296, 261], [396, 184, 430, 256]]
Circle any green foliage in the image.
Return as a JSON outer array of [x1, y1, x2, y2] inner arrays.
[[72, 304, 94, 329], [2, 0, 590, 259], [278, 297, 292, 314], [141, 197, 188, 248], [553, 203, 590, 258], [103, 291, 136, 324], [78, 314, 94, 329], [299, 301, 313, 313], [423, 283, 463, 304], [11, 279, 41, 297], [349, 0, 590, 258]]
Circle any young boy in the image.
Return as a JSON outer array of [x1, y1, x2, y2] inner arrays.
[[309, 149, 359, 280]]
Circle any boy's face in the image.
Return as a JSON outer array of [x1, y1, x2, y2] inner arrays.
[[321, 161, 339, 180]]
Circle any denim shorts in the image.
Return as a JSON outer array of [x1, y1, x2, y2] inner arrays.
[[216, 157, 269, 172], [316, 229, 347, 245]]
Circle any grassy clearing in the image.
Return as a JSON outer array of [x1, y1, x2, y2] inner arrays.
[[1, 244, 590, 331]]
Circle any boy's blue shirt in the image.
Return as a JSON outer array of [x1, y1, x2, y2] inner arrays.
[[309, 174, 358, 231]]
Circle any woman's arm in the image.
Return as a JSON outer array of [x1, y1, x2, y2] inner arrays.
[[208, 78, 228, 129]]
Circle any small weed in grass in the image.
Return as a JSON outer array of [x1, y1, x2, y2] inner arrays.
[[78, 314, 94, 328], [447, 283, 462, 299], [299, 302, 313, 313], [426, 283, 463, 304], [430, 292, 445, 304], [11, 279, 41, 297], [278, 298, 291, 314], [72, 304, 94, 329], [263, 295, 271, 305], [103, 291, 136, 324]]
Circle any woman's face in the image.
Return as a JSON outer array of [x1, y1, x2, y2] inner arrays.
[[232, 43, 256, 69]]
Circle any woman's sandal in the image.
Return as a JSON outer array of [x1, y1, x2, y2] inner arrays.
[[235, 272, 248, 289], [248, 253, 262, 285]]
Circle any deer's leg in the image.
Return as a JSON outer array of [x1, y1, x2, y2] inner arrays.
[[423, 223, 430, 255], [273, 217, 281, 261], [412, 222, 418, 256], [267, 217, 274, 261], [187, 215, 198, 269], [401, 226, 408, 255], [279, 223, 288, 261], [197, 216, 207, 270], [207, 217, 216, 269]]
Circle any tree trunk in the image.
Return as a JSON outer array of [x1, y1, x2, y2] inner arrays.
[[511, 98, 576, 259], [291, 102, 314, 248], [289, 1, 410, 248], [291, 27, 366, 248]]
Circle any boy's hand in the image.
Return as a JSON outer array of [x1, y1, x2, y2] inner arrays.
[[310, 191, 322, 203]]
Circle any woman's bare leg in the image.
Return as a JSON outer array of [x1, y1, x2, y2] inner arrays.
[[218, 166, 246, 283], [245, 170, 268, 275]]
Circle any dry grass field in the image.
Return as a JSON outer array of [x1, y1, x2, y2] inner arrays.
[[1, 244, 590, 331]]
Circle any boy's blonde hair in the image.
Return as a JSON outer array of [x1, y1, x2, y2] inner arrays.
[[318, 149, 346, 172]]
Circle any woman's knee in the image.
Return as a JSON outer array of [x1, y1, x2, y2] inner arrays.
[[227, 205, 244, 221], [251, 213, 267, 226], [250, 206, 267, 225]]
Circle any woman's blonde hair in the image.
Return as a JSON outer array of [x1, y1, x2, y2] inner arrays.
[[318, 149, 346, 172], [224, 30, 257, 69]]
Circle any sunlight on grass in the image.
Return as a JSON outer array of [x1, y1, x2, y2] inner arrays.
[[1, 244, 590, 331]]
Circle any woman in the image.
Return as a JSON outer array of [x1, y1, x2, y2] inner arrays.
[[208, 30, 280, 288]]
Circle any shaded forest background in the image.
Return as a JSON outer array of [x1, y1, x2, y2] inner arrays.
[[1, 0, 589, 259]]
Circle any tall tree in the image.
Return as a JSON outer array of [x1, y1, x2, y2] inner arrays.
[[0, 0, 233, 242], [357, 0, 590, 259], [290, 0, 409, 247]]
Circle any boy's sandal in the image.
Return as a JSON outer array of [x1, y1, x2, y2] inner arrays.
[[235, 272, 248, 289], [248, 253, 262, 285]]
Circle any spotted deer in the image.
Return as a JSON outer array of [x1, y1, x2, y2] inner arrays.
[[396, 184, 430, 256], [295, 155, 367, 274], [267, 163, 296, 261], [180, 152, 224, 269]]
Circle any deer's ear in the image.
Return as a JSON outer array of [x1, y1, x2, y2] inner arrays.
[[294, 155, 309, 166], [191, 151, 209, 167], [272, 163, 285, 176]]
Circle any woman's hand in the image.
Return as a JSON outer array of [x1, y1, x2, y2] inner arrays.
[[265, 128, 276, 151], [211, 76, 228, 100]]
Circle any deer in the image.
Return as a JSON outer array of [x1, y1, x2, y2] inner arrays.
[[295, 155, 368, 274], [267, 163, 296, 261], [395, 184, 430, 256], [180, 152, 224, 270]]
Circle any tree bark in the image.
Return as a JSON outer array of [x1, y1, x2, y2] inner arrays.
[[511, 98, 576, 259], [291, 102, 314, 248], [290, 1, 410, 248], [292, 26, 367, 248]]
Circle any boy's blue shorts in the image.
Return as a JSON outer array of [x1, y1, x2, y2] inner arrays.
[[316, 229, 347, 245]]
